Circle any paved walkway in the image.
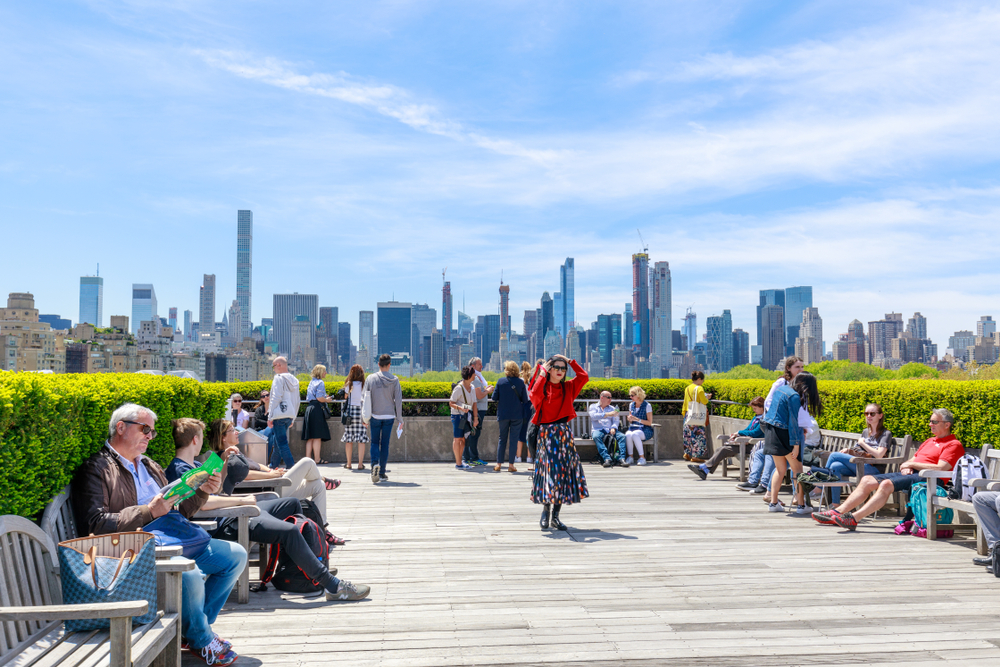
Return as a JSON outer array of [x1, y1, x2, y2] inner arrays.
[[187, 461, 1000, 666]]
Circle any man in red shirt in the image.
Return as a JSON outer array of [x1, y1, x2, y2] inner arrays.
[[814, 408, 964, 531]]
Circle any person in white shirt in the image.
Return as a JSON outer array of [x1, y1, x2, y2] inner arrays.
[[589, 392, 626, 467], [267, 356, 300, 469], [340, 365, 369, 470], [227, 394, 251, 429]]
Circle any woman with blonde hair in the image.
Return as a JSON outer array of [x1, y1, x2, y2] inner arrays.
[[340, 364, 369, 470], [624, 386, 654, 466], [516, 361, 534, 463], [302, 364, 333, 464], [494, 361, 529, 472]]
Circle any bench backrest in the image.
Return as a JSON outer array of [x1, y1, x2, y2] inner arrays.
[[40, 485, 79, 546], [0, 515, 61, 660], [572, 411, 637, 438]]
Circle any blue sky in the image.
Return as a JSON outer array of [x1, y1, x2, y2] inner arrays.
[[2, 1, 999, 349]]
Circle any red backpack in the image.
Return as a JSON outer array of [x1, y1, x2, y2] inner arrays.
[[259, 514, 330, 594]]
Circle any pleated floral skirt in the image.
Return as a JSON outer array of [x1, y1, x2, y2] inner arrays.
[[531, 423, 589, 505]]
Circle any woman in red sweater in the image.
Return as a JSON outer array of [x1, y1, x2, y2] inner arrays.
[[529, 354, 589, 530]]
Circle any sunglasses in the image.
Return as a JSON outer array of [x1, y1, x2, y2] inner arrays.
[[864, 411, 880, 416], [929, 419, 943, 424], [122, 420, 157, 439], [550, 365, 567, 372], [233, 400, 242, 404]]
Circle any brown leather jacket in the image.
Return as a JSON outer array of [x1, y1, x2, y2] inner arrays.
[[71, 444, 208, 536]]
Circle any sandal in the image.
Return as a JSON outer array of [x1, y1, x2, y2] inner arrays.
[[508, 465, 517, 473], [317, 459, 331, 465], [324, 478, 341, 490], [494, 464, 502, 472], [325, 533, 347, 546], [357, 464, 365, 470], [342, 463, 352, 470]]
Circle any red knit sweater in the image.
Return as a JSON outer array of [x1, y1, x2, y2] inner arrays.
[[528, 360, 588, 424]]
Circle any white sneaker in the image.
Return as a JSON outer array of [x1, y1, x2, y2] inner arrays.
[[794, 505, 814, 515], [768, 503, 785, 513], [526, 457, 534, 464], [625, 456, 634, 466], [637, 457, 647, 466], [515, 457, 522, 463]]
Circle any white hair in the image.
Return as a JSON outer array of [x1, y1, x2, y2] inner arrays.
[[932, 408, 955, 426], [108, 403, 157, 437]]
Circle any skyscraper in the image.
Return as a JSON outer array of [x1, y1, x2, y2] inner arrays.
[[227, 300, 243, 345], [761, 305, 784, 371], [273, 293, 319, 356], [706, 310, 733, 373], [757, 289, 785, 347], [168, 307, 177, 332], [651, 261, 671, 362], [560, 258, 575, 333], [795, 307, 823, 364], [130, 284, 157, 334], [411, 304, 437, 365], [377, 301, 412, 355], [539, 292, 554, 339], [318, 307, 339, 368], [732, 328, 750, 366], [978, 316, 996, 338], [868, 315, 903, 363], [553, 292, 563, 337], [847, 319, 866, 362], [199, 274, 216, 336], [683, 308, 697, 352], [477, 314, 501, 363], [907, 312, 928, 340], [236, 210, 252, 338], [499, 282, 510, 335], [338, 322, 352, 367], [596, 314, 622, 366], [784, 286, 813, 356], [79, 275, 103, 327], [631, 253, 650, 358], [183, 310, 192, 341], [442, 279, 452, 340], [523, 310, 537, 340], [359, 311, 374, 366]]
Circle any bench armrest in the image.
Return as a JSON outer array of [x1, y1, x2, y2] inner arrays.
[[234, 478, 292, 490], [0, 600, 148, 622], [970, 478, 1000, 489], [156, 558, 197, 573], [155, 546, 183, 558], [980, 481, 1000, 492], [863, 455, 907, 467], [194, 506, 260, 519], [919, 470, 953, 479]]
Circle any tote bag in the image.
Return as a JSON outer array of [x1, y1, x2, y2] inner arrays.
[[58, 531, 158, 631], [684, 387, 707, 428]]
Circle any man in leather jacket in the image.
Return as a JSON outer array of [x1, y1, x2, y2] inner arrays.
[[71, 403, 246, 665]]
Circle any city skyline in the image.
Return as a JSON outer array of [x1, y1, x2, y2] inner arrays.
[[3, 4, 1000, 349]]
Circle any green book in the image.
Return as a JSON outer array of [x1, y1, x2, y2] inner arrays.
[[162, 452, 224, 501]]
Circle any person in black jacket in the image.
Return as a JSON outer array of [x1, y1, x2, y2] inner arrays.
[[251, 390, 270, 430], [494, 361, 530, 472]]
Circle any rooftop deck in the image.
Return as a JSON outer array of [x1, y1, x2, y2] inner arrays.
[[192, 461, 1000, 666]]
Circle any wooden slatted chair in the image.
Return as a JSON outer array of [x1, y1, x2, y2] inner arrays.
[[571, 411, 660, 463], [809, 435, 914, 514], [0, 514, 193, 667], [922, 444, 994, 551]]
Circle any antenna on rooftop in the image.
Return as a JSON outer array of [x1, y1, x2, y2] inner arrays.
[[637, 229, 648, 254], [500, 269, 504, 285], [97, 263, 99, 277]]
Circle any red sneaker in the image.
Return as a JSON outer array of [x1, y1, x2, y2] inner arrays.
[[832, 511, 858, 531], [812, 509, 840, 525]]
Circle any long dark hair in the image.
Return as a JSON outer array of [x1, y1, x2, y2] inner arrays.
[[790, 372, 822, 417], [865, 402, 885, 439]]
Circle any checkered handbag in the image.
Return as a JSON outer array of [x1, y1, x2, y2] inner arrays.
[[57, 531, 158, 631]]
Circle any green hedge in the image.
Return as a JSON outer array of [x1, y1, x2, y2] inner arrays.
[[4, 371, 1000, 518]]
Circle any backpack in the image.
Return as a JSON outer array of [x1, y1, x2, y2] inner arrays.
[[948, 454, 987, 502], [907, 482, 954, 530], [258, 514, 329, 594]]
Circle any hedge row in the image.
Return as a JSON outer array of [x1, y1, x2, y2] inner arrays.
[[4, 372, 1000, 518]]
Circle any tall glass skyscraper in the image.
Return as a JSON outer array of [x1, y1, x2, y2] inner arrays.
[[631, 253, 650, 358], [757, 289, 785, 347], [131, 284, 157, 334], [273, 293, 318, 356], [79, 276, 103, 326], [377, 302, 412, 356], [651, 262, 671, 359], [359, 310, 374, 364], [200, 274, 216, 336], [560, 257, 574, 333], [784, 286, 813, 356], [236, 210, 253, 338]]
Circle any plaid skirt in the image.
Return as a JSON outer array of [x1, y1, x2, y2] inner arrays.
[[531, 423, 589, 505], [341, 404, 369, 443]]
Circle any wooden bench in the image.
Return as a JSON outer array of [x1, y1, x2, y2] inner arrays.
[[711, 435, 762, 482], [808, 434, 914, 514], [570, 410, 660, 463], [923, 444, 995, 552], [41, 486, 260, 606], [0, 514, 193, 667]]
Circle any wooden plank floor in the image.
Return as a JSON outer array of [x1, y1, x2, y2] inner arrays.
[[187, 461, 1000, 666]]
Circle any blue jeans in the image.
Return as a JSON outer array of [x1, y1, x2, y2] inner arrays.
[[748, 445, 776, 489], [497, 419, 522, 465], [178, 538, 247, 650], [269, 418, 295, 469], [592, 430, 626, 461], [813, 452, 883, 504], [369, 418, 394, 472], [464, 420, 483, 462]]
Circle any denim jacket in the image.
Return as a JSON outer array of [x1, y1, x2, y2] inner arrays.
[[762, 385, 803, 448]]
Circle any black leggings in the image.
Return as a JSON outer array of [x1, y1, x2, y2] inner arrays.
[[242, 497, 336, 590]]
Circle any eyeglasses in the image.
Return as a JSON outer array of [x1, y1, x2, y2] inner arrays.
[[864, 412, 880, 416], [122, 420, 157, 439], [929, 419, 943, 424], [232, 400, 242, 404]]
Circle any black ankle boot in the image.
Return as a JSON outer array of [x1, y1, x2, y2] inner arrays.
[[550, 504, 567, 530], [540, 504, 551, 530]]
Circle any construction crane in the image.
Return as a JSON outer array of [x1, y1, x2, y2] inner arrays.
[[636, 229, 648, 254]]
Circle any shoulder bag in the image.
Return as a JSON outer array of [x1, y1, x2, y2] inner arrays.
[[684, 388, 707, 428], [341, 384, 352, 425], [58, 531, 159, 631], [361, 383, 372, 424], [144, 510, 212, 558]]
